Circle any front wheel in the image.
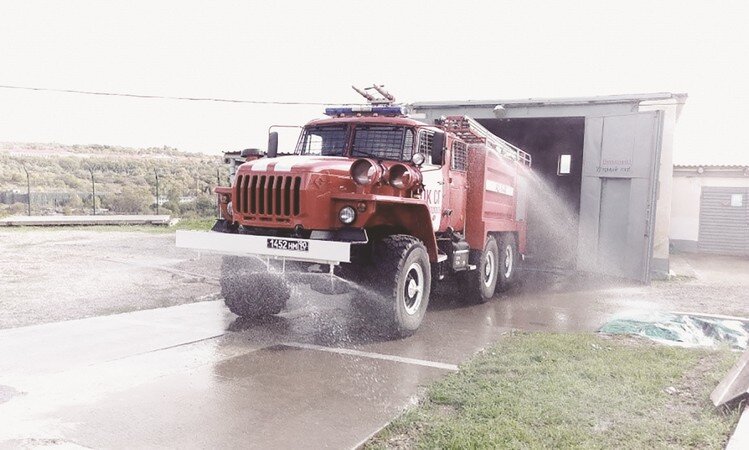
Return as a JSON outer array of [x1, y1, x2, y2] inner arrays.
[[371, 235, 432, 337]]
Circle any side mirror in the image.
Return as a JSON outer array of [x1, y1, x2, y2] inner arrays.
[[267, 132, 279, 158], [431, 131, 445, 166]]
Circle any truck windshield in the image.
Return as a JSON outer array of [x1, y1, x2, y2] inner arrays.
[[352, 125, 414, 161], [296, 125, 348, 156], [296, 124, 415, 160]]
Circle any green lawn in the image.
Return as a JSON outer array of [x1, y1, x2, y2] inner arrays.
[[367, 332, 741, 449]]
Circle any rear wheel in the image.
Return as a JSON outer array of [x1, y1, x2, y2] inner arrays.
[[463, 235, 499, 303], [496, 234, 517, 292], [369, 235, 431, 337], [220, 256, 290, 318]]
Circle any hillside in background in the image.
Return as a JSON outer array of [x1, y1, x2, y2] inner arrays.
[[0, 142, 226, 218]]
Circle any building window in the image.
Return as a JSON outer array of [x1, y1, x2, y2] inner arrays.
[[730, 193, 743, 207], [557, 154, 572, 175]]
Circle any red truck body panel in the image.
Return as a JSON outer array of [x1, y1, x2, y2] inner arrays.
[[465, 144, 528, 254]]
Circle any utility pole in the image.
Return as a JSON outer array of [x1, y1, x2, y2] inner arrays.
[[154, 169, 160, 215], [22, 164, 31, 216], [216, 167, 221, 217], [88, 168, 96, 215]]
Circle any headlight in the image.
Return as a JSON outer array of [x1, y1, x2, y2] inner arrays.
[[350, 159, 382, 185], [388, 163, 420, 190], [338, 206, 356, 224], [226, 201, 233, 216]]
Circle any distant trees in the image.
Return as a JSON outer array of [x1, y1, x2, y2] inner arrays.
[[107, 186, 151, 214], [0, 143, 224, 218], [195, 195, 216, 217]]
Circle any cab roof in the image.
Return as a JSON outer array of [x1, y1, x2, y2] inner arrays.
[[305, 115, 429, 128]]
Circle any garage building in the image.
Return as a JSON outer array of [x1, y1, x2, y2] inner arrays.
[[410, 93, 687, 282]]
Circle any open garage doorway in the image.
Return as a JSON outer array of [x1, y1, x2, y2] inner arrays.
[[478, 117, 585, 270]]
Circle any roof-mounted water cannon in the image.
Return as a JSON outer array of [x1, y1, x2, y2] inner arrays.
[[325, 85, 403, 117], [352, 84, 395, 105]]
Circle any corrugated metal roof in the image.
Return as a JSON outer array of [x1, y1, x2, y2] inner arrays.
[[675, 165, 749, 169], [411, 92, 687, 108]]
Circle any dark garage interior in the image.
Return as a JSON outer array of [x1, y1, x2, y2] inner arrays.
[[478, 117, 586, 269]]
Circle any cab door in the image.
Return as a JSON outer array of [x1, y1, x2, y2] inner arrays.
[[419, 129, 450, 232]]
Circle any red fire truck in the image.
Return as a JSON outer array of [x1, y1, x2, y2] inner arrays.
[[177, 92, 531, 336]]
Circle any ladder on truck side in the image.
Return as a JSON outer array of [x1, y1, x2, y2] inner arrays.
[[440, 116, 532, 167]]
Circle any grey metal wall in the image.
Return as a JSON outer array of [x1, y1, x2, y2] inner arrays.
[[698, 187, 749, 255]]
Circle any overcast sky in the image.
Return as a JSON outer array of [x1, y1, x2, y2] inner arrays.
[[1, 0, 747, 164]]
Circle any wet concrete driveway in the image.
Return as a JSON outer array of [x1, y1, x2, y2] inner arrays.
[[0, 268, 655, 449]]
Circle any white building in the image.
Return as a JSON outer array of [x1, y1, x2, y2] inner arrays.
[[670, 165, 749, 255]]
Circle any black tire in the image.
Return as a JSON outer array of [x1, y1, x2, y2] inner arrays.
[[496, 234, 517, 292], [220, 256, 290, 318], [462, 235, 500, 304], [369, 235, 431, 337]]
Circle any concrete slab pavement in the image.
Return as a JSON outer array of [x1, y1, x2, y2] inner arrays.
[[0, 273, 639, 449]]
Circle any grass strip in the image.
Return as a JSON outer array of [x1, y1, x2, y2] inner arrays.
[[367, 332, 741, 449]]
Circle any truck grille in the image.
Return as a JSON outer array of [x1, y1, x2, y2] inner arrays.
[[234, 174, 302, 219]]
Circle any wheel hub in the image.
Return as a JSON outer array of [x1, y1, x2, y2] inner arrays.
[[403, 262, 424, 315], [483, 251, 495, 287], [504, 245, 514, 278], [407, 278, 419, 298]]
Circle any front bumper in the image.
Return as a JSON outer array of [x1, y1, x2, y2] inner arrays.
[[176, 230, 355, 265]]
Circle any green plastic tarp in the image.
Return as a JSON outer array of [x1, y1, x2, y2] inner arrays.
[[600, 313, 749, 350]]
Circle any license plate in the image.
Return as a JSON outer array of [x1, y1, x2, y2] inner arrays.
[[266, 238, 309, 252]]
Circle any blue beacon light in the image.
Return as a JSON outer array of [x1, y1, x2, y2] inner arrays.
[[324, 106, 404, 116]]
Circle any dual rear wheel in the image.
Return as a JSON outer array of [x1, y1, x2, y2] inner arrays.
[[464, 233, 517, 304]]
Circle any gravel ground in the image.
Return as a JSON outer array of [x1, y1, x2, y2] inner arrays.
[[1, 228, 747, 329], [646, 252, 749, 318], [0, 229, 221, 329]]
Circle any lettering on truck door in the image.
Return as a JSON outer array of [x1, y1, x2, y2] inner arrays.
[[421, 166, 444, 230]]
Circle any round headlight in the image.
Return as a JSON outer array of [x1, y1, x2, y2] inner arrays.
[[388, 163, 419, 190], [338, 206, 356, 224], [350, 159, 381, 185], [411, 153, 425, 166]]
